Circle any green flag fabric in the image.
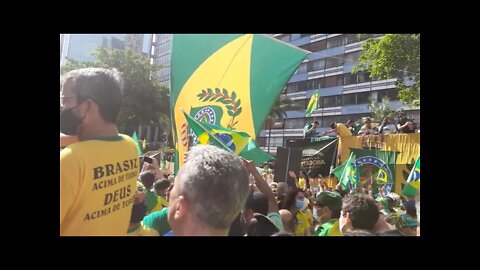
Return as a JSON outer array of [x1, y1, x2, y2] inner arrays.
[[132, 131, 143, 156], [339, 153, 360, 189]]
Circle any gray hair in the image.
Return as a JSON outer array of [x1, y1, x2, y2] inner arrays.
[[61, 68, 124, 123], [178, 145, 250, 229]]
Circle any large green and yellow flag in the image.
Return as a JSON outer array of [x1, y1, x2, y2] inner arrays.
[[171, 34, 308, 173]]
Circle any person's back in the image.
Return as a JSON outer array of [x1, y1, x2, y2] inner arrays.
[[60, 135, 139, 235], [335, 123, 352, 137]]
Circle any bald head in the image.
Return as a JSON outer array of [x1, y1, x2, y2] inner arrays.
[[279, 209, 294, 233]]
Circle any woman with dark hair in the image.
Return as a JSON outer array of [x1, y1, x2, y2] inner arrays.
[[281, 188, 311, 236]]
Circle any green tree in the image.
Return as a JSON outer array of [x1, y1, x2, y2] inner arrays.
[[353, 34, 420, 106], [61, 47, 170, 136], [367, 96, 397, 123]]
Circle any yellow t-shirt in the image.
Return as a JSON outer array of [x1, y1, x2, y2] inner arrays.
[[60, 135, 139, 236], [325, 176, 339, 189], [127, 222, 160, 236], [336, 123, 352, 137], [150, 195, 169, 213], [298, 178, 306, 190], [294, 211, 310, 236], [303, 208, 314, 226]]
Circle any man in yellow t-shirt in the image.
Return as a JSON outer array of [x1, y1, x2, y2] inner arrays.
[[321, 122, 352, 137], [60, 68, 139, 236], [325, 173, 339, 190]]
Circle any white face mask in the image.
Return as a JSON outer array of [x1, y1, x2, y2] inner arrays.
[[313, 207, 322, 222]]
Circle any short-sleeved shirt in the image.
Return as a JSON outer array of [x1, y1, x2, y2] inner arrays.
[[127, 222, 160, 236], [294, 211, 310, 236], [267, 212, 284, 231], [142, 207, 171, 235], [336, 123, 352, 137], [314, 219, 342, 236]]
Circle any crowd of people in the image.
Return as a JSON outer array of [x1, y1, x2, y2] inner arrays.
[[303, 114, 419, 139], [60, 68, 420, 236]]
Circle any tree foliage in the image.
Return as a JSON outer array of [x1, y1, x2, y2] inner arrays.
[[353, 34, 420, 106]]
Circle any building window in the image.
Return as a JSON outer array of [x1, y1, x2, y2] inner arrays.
[[299, 44, 310, 51], [377, 90, 388, 102], [326, 35, 345, 49], [345, 34, 359, 44], [325, 57, 344, 69], [343, 93, 356, 105], [310, 40, 327, 52], [322, 95, 339, 108], [291, 100, 307, 111], [356, 92, 371, 104], [298, 81, 308, 91], [321, 115, 342, 127], [277, 34, 291, 42], [308, 59, 325, 71], [285, 118, 305, 129], [357, 72, 371, 83], [344, 51, 362, 64], [286, 83, 298, 94], [271, 137, 284, 147], [387, 88, 401, 100], [296, 63, 308, 74], [307, 78, 324, 90], [324, 75, 343, 88], [343, 73, 356, 85]]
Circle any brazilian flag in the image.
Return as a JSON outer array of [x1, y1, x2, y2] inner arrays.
[[305, 89, 319, 117], [403, 156, 420, 197], [339, 153, 360, 189], [182, 110, 273, 165], [171, 34, 308, 173]]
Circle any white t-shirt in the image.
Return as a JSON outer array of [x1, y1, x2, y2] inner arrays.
[[381, 124, 397, 134]]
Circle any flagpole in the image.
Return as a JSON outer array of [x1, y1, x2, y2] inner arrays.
[[180, 108, 234, 154], [311, 138, 338, 157]]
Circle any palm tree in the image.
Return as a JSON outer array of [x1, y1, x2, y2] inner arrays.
[[266, 94, 302, 155], [367, 96, 397, 124]]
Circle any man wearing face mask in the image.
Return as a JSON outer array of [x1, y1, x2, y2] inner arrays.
[[60, 68, 139, 236], [312, 191, 343, 236]]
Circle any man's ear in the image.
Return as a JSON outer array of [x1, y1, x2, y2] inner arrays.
[[174, 195, 189, 219]]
